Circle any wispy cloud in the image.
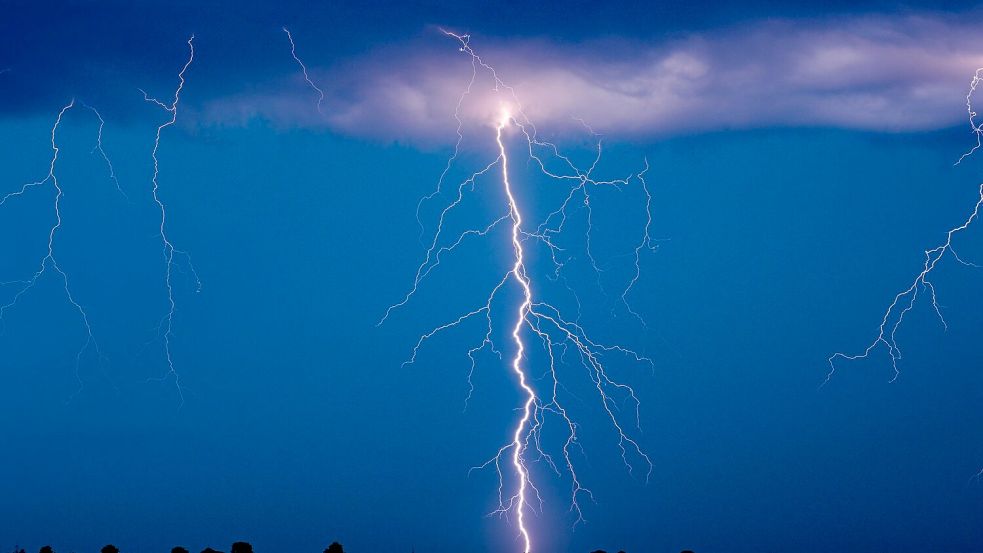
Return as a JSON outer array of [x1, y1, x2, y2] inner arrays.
[[200, 12, 983, 143]]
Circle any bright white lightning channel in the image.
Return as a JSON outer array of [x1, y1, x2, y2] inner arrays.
[[381, 32, 657, 552], [828, 68, 983, 384]]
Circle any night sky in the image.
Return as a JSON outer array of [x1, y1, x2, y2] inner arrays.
[[3, 2, 983, 552]]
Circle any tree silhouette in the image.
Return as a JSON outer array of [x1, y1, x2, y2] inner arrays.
[[323, 542, 344, 553], [100, 546, 119, 553], [171, 548, 189, 553], [200, 549, 223, 553], [230, 543, 252, 553], [39, 547, 53, 553]]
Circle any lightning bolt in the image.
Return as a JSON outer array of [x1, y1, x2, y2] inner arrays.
[[0, 99, 124, 390], [382, 32, 656, 552], [140, 35, 201, 402], [81, 101, 127, 200], [497, 110, 537, 552], [2, 36, 201, 399], [283, 27, 325, 113], [828, 68, 983, 385]]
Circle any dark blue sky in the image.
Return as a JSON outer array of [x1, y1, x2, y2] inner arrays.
[[2, 2, 983, 552]]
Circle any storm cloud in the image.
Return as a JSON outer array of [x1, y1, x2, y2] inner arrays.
[[202, 12, 983, 142]]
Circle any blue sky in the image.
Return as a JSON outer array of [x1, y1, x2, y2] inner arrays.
[[3, 2, 983, 552]]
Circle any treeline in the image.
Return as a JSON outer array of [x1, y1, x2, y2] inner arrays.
[[9, 543, 346, 553], [591, 550, 695, 553], [10, 544, 695, 553]]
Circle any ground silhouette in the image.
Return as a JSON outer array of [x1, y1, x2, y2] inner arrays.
[[2, 541, 690, 552]]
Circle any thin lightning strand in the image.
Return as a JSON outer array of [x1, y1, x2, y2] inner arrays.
[[827, 68, 983, 384], [415, 42, 480, 243], [140, 36, 201, 402], [0, 99, 120, 388], [384, 32, 656, 552], [955, 68, 983, 166], [80, 102, 127, 200], [283, 27, 325, 113]]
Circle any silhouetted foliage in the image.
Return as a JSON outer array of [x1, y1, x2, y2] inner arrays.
[[591, 550, 608, 553], [200, 549, 223, 553], [230, 543, 252, 553], [101, 546, 119, 553], [323, 542, 344, 553], [681, 550, 695, 553], [11, 547, 25, 553], [39, 547, 53, 553], [171, 548, 189, 553]]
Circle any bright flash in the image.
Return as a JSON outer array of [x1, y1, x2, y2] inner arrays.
[[498, 107, 512, 128]]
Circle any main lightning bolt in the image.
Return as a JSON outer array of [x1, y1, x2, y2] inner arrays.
[[827, 68, 983, 384], [140, 35, 201, 401], [382, 32, 656, 552], [496, 109, 537, 552]]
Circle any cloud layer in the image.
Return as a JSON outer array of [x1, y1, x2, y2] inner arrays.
[[201, 12, 983, 142]]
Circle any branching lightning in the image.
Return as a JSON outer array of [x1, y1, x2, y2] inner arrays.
[[0, 100, 118, 387], [381, 32, 657, 552], [1, 36, 200, 400], [827, 68, 983, 384], [140, 35, 201, 401]]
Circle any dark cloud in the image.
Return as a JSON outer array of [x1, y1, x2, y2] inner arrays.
[[4, 1, 982, 137], [197, 12, 983, 143]]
